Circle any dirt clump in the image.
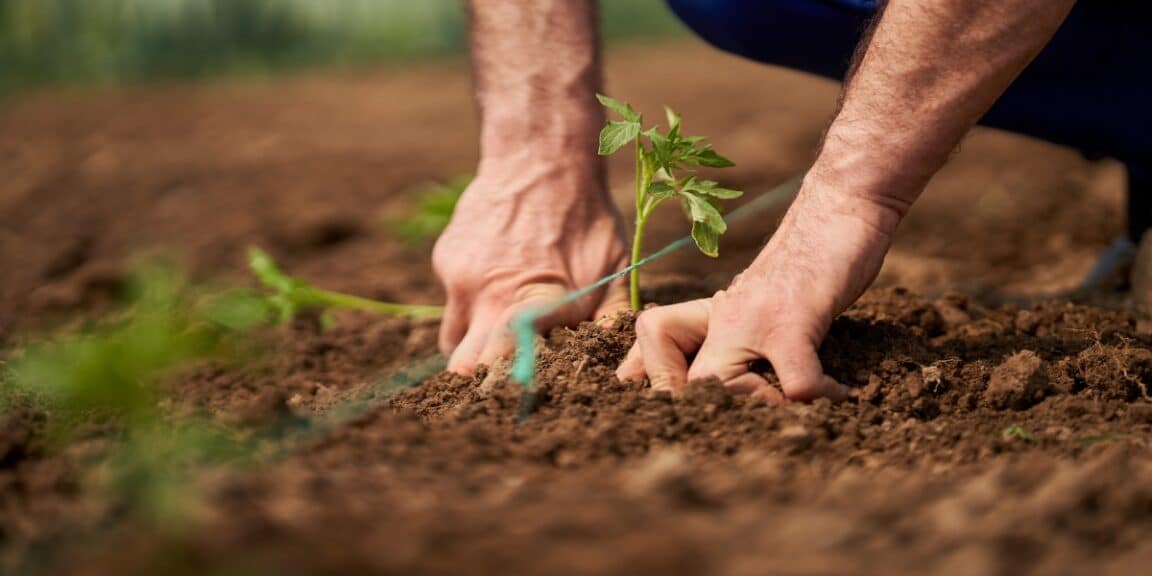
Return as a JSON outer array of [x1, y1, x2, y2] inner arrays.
[[984, 350, 1052, 410]]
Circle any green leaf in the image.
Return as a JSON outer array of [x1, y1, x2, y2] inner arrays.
[[647, 128, 673, 172], [682, 193, 727, 235], [664, 106, 682, 139], [247, 247, 299, 294], [647, 181, 677, 201], [689, 147, 735, 168], [691, 220, 720, 258], [598, 120, 641, 156], [201, 290, 271, 331], [596, 94, 641, 122], [682, 177, 743, 200]]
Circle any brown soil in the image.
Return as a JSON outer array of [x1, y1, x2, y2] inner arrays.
[[1, 40, 1149, 575]]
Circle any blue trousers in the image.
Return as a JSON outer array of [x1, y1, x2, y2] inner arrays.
[[667, 0, 1152, 239]]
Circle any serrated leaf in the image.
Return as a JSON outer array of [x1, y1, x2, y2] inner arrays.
[[683, 177, 743, 199], [664, 106, 682, 140], [598, 120, 641, 155], [647, 181, 677, 201], [690, 147, 735, 168], [682, 193, 727, 235], [648, 129, 673, 171], [691, 220, 720, 257], [596, 94, 641, 122]]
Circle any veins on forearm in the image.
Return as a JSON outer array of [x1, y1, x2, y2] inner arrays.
[[466, 0, 604, 155], [814, 0, 1077, 200]]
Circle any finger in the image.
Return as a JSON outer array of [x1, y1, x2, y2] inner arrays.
[[630, 300, 710, 391], [615, 340, 646, 382], [477, 283, 572, 368], [438, 295, 469, 355], [724, 372, 772, 396], [447, 306, 503, 375], [723, 372, 787, 404], [691, 324, 850, 402], [687, 329, 757, 385], [765, 336, 851, 402], [749, 383, 787, 405]]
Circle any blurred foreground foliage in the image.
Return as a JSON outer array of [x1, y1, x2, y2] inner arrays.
[[4, 264, 265, 527], [0, 0, 684, 97], [9, 264, 265, 431], [392, 174, 471, 244]]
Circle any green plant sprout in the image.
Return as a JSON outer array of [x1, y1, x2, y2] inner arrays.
[[247, 247, 443, 324], [597, 94, 744, 310], [1000, 425, 1036, 443], [9, 265, 257, 525], [13, 265, 249, 429], [391, 174, 471, 244]]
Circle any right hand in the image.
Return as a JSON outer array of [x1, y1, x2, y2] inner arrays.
[[616, 179, 898, 402], [433, 158, 630, 374]]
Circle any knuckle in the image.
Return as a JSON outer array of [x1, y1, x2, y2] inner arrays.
[[634, 308, 670, 335], [513, 282, 566, 303]]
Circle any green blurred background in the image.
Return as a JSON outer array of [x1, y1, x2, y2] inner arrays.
[[0, 0, 686, 97]]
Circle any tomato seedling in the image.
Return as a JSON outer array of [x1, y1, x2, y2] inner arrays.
[[10, 264, 258, 526], [597, 94, 743, 310], [12, 265, 248, 427], [248, 247, 443, 323]]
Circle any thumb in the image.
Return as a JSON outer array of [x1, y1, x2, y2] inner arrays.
[[475, 283, 579, 368]]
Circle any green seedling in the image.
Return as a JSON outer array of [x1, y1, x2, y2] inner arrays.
[[597, 94, 744, 310], [9, 264, 257, 526], [12, 265, 253, 429], [391, 174, 471, 244], [1000, 425, 1036, 442], [247, 247, 443, 324]]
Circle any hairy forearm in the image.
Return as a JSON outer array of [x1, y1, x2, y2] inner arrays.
[[467, 0, 603, 165], [808, 0, 1077, 232]]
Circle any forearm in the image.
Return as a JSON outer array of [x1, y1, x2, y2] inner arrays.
[[467, 0, 604, 169], [806, 0, 1077, 233]]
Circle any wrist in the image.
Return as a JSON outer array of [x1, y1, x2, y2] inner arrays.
[[463, 154, 614, 226], [479, 97, 603, 162], [474, 98, 607, 206], [801, 135, 926, 239], [792, 176, 905, 243]]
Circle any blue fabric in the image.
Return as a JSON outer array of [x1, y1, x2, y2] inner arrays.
[[666, 0, 1152, 168], [822, 0, 877, 12]]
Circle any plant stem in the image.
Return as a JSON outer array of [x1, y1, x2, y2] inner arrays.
[[308, 289, 444, 319], [630, 138, 650, 310], [630, 209, 647, 311]]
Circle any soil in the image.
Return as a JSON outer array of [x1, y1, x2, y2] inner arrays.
[[1, 40, 1149, 575]]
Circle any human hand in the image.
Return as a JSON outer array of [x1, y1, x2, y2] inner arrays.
[[616, 180, 901, 402], [433, 158, 630, 374]]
